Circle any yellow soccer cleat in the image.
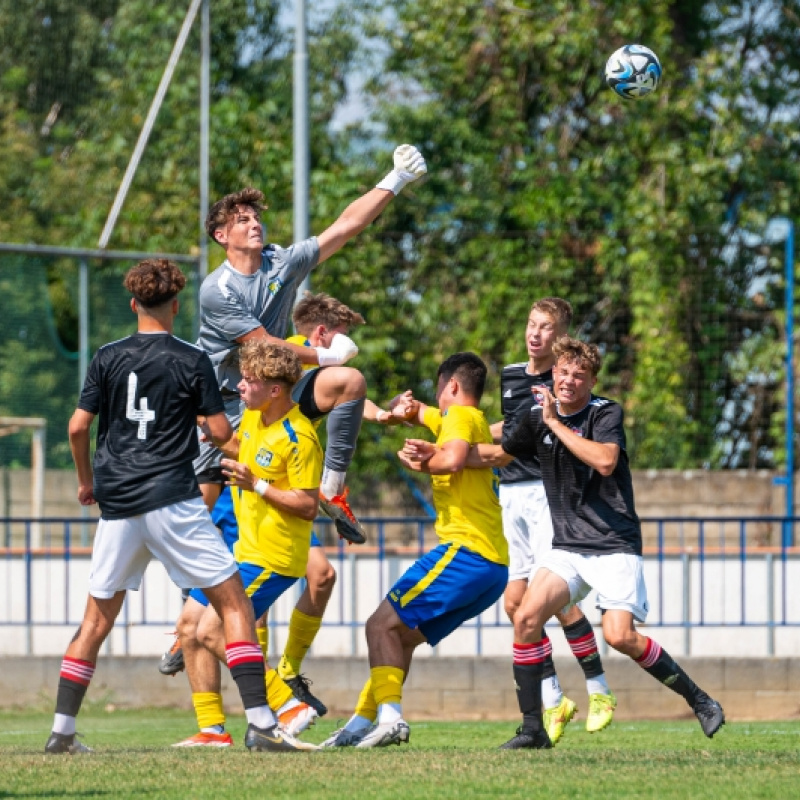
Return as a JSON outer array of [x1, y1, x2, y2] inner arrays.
[[586, 692, 616, 733], [543, 695, 578, 744]]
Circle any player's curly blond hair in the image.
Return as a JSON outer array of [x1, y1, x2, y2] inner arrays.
[[292, 292, 365, 335], [552, 336, 602, 376], [205, 187, 267, 243], [239, 341, 302, 387], [123, 259, 186, 307]]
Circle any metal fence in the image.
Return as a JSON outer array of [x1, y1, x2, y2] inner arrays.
[[1, 515, 799, 660]]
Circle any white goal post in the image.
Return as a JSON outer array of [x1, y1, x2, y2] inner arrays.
[[0, 416, 45, 546]]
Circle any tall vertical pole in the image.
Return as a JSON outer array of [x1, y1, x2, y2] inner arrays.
[[784, 221, 795, 547], [200, 0, 210, 284], [294, 0, 310, 304]]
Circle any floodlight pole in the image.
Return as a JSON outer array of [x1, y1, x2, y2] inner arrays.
[[199, 0, 210, 282], [294, 0, 310, 303]]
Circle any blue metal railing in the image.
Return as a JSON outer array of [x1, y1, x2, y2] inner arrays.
[[2, 516, 799, 658]]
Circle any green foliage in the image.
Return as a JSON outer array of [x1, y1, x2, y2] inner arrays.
[[2, 1, 800, 485]]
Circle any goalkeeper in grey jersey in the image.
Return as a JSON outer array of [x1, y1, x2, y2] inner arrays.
[[194, 144, 427, 543]]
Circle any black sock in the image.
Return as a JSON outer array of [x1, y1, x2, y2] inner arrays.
[[563, 616, 605, 679], [635, 637, 703, 706]]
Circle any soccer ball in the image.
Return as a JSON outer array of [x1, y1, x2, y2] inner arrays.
[[604, 45, 662, 100]]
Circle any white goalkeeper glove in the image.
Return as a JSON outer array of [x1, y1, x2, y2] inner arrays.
[[376, 144, 427, 195], [315, 332, 359, 367]]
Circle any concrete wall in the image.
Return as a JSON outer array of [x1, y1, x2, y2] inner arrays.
[[4, 656, 798, 722]]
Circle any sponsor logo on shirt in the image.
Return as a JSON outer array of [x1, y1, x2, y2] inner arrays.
[[255, 448, 274, 468], [268, 277, 283, 296]]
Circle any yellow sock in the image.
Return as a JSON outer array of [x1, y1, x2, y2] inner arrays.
[[192, 692, 225, 731], [371, 666, 404, 707], [256, 625, 268, 659], [265, 667, 295, 711], [353, 678, 378, 722], [277, 609, 322, 680]]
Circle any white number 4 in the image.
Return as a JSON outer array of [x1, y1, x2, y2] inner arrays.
[[127, 372, 155, 440]]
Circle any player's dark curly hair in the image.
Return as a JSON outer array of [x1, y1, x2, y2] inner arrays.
[[553, 336, 603, 376], [292, 292, 365, 334], [437, 352, 487, 401], [123, 259, 186, 308], [205, 187, 267, 243]]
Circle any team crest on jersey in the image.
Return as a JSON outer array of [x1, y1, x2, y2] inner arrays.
[[267, 277, 283, 296], [255, 448, 274, 468]]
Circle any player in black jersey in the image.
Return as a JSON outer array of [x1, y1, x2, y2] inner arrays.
[[473, 336, 724, 748], [45, 259, 315, 755], [490, 298, 615, 742]]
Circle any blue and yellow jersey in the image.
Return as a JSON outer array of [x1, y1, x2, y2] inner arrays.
[[233, 404, 323, 577], [286, 334, 314, 371], [422, 405, 509, 566]]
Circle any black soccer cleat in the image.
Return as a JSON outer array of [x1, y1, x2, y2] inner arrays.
[[45, 731, 93, 755], [285, 674, 328, 717], [693, 695, 725, 738], [158, 633, 185, 676], [499, 726, 553, 750], [244, 722, 318, 752], [319, 489, 367, 545]]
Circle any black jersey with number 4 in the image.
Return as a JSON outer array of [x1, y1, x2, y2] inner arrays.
[[498, 362, 553, 484], [503, 395, 642, 556], [78, 333, 225, 520]]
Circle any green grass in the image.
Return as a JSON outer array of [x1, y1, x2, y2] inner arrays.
[[2, 708, 799, 799]]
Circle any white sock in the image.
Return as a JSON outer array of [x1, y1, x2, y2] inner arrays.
[[541, 676, 563, 710], [201, 724, 225, 735], [377, 702, 403, 725], [344, 714, 373, 733], [277, 697, 300, 716], [587, 675, 611, 696], [320, 468, 346, 499], [52, 713, 76, 735], [245, 704, 277, 729]]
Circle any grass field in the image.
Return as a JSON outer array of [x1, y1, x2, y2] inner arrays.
[[2, 708, 799, 799]]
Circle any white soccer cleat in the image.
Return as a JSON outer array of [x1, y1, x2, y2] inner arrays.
[[355, 719, 410, 749], [278, 702, 319, 736]]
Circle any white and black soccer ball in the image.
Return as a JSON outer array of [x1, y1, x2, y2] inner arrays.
[[604, 45, 662, 100]]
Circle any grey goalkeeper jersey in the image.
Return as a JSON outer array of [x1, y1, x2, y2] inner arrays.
[[196, 239, 319, 394]]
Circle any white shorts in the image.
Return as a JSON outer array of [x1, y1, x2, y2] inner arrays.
[[500, 481, 554, 583], [88, 497, 238, 599], [541, 549, 649, 623]]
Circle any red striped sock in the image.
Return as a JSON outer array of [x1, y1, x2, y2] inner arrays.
[[513, 636, 552, 665]]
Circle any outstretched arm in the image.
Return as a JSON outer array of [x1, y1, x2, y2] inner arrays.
[[316, 145, 427, 264]]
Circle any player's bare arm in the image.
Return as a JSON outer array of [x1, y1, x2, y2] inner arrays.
[[465, 442, 514, 469], [540, 388, 619, 476], [236, 324, 358, 368], [198, 415, 239, 458], [68, 408, 96, 506], [220, 457, 319, 521], [398, 438, 470, 475], [489, 420, 504, 443], [316, 145, 427, 264]]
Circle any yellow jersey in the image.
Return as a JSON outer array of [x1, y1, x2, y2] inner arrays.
[[422, 405, 508, 566], [233, 404, 323, 577]]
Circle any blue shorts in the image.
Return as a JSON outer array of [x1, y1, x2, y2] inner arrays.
[[210, 486, 321, 550], [190, 561, 298, 617], [387, 544, 508, 647]]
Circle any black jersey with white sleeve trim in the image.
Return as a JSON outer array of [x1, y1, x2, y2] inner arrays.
[[498, 362, 552, 484], [78, 333, 225, 520], [502, 395, 642, 555]]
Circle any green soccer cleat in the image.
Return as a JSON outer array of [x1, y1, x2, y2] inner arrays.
[[586, 692, 616, 733], [544, 695, 578, 744]]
